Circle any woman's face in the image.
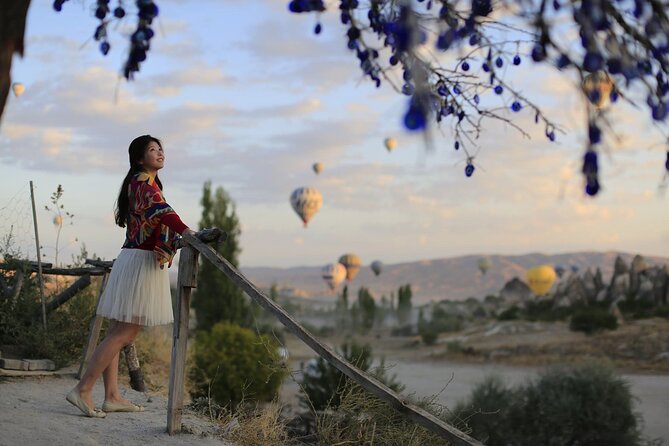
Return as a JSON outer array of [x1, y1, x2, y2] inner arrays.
[[140, 141, 165, 172]]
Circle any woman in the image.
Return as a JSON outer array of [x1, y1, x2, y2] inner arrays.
[[67, 135, 195, 417]]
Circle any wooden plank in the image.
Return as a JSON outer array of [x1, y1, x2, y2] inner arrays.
[[166, 246, 199, 435], [184, 233, 484, 446], [0, 264, 105, 276], [45, 273, 91, 313], [174, 227, 225, 249], [77, 272, 109, 379], [85, 258, 114, 268]]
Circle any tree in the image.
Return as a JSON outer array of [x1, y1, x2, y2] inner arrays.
[[3, 0, 663, 194], [192, 181, 251, 331], [357, 287, 376, 332], [397, 283, 413, 326], [335, 284, 350, 330]]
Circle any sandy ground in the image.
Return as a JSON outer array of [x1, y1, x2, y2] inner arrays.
[[0, 373, 234, 446]]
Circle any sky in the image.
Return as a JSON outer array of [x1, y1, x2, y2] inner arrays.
[[0, 0, 667, 269]]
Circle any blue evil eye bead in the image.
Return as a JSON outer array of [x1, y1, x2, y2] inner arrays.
[[494, 85, 503, 94], [465, 163, 475, 177], [469, 34, 479, 45], [531, 45, 546, 62], [583, 150, 598, 174], [546, 129, 556, 141], [583, 51, 604, 72], [100, 41, 110, 55], [652, 103, 668, 121], [511, 101, 522, 112], [114, 6, 125, 18], [552, 0, 560, 10], [585, 179, 600, 196], [665, 151, 669, 171], [458, 110, 466, 122], [461, 61, 470, 71], [610, 90, 619, 103], [513, 55, 521, 65], [314, 23, 322, 34], [53, 0, 66, 12], [482, 62, 490, 72], [402, 83, 414, 95], [557, 54, 570, 69], [474, 94, 480, 104], [404, 103, 427, 131], [389, 54, 399, 65], [453, 84, 461, 94], [437, 84, 448, 96], [495, 57, 503, 68], [95, 6, 107, 20], [454, 141, 460, 150], [588, 123, 601, 144]]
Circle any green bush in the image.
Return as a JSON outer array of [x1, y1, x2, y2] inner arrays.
[[420, 328, 438, 345], [653, 305, 669, 319], [451, 376, 517, 446], [454, 363, 643, 446], [570, 307, 618, 334], [497, 305, 520, 321], [618, 298, 656, 319], [189, 322, 286, 411], [299, 340, 404, 412], [0, 262, 97, 368]]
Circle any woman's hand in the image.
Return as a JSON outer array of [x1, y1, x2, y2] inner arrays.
[[183, 228, 197, 237]]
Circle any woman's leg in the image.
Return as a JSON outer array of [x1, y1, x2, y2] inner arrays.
[[102, 352, 132, 404], [73, 321, 141, 409]]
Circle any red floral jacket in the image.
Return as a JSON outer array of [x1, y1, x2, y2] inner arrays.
[[122, 172, 188, 267]]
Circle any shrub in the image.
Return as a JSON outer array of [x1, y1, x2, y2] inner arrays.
[[653, 305, 669, 319], [420, 328, 438, 345], [451, 376, 517, 446], [454, 363, 643, 446], [0, 262, 97, 368], [497, 305, 520, 320], [189, 322, 286, 411], [299, 340, 404, 412], [570, 307, 618, 334]]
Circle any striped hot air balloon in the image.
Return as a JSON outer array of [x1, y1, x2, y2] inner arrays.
[[322, 263, 347, 291], [290, 187, 322, 227], [338, 253, 361, 282]]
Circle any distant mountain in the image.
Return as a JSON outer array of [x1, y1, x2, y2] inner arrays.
[[234, 252, 669, 305]]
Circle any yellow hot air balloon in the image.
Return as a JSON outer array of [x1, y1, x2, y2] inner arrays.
[[313, 162, 324, 175], [384, 137, 397, 152], [53, 215, 63, 227], [322, 263, 347, 292], [338, 254, 361, 282], [12, 82, 25, 97], [582, 71, 614, 109], [290, 187, 323, 227], [526, 265, 557, 296], [478, 257, 491, 275]]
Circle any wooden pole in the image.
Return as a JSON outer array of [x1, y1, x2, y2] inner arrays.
[[44, 273, 91, 313], [122, 343, 146, 392], [77, 271, 109, 379], [166, 246, 199, 435], [183, 233, 484, 446], [29, 180, 47, 330]]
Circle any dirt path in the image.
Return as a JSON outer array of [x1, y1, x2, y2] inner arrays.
[[0, 374, 233, 446]]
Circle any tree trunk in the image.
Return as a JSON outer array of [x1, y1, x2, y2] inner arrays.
[[0, 0, 31, 125]]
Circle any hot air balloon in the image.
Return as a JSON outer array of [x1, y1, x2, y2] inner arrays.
[[312, 162, 324, 175], [338, 254, 361, 282], [12, 82, 25, 97], [290, 187, 322, 227], [53, 215, 63, 227], [571, 265, 580, 274], [384, 137, 397, 152], [371, 260, 383, 276], [582, 71, 614, 109], [555, 265, 566, 278], [526, 265, 557, 296], [478, 257, 491, 275], [322, 263, 347, 291]]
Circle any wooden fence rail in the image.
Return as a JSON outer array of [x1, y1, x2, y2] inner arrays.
[[167, 231, 484, 446]]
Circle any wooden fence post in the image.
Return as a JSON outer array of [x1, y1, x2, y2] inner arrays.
[[167, 246, 199, 435], [77, 271, 109, 379]]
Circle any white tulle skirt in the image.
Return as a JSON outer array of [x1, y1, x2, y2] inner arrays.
[[97, 248, 174, 326]]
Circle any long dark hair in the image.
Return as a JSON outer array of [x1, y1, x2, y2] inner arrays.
[[114, 135, 164, 228]]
